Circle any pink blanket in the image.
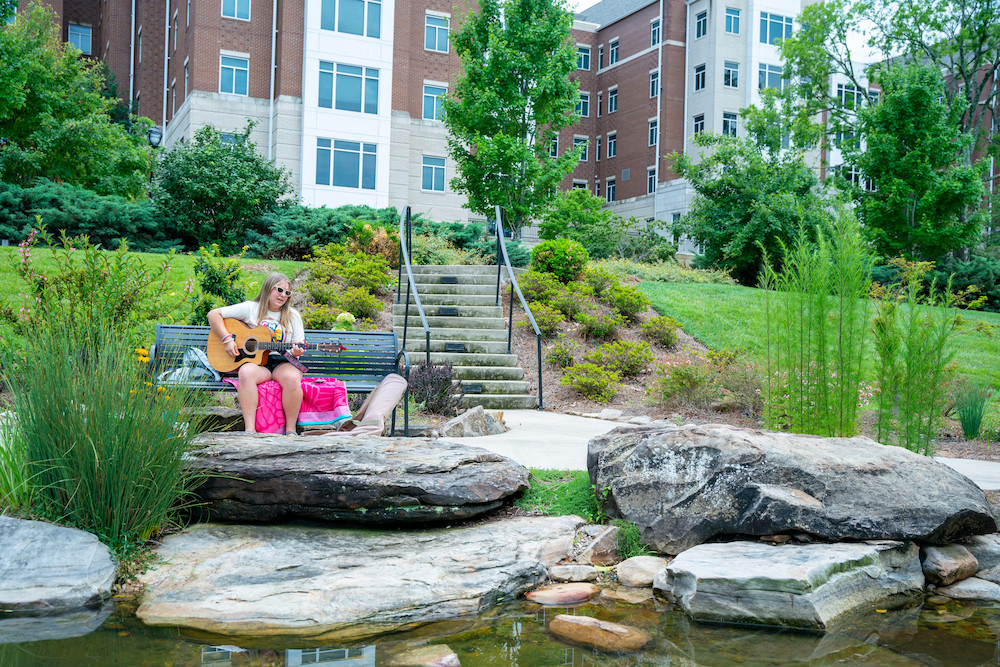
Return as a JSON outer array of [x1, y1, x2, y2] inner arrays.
[[223, 377, 351, 434]]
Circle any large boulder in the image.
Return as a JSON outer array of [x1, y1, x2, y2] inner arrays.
[[0, 517, 116, 613], [137, 516, 583, 641], [589, 424, 995, 554], [653, 540, 923, 630], [187, 433, 529, 523]]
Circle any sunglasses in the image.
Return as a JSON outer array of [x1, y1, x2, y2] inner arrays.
[[274, 287, 293, 296]]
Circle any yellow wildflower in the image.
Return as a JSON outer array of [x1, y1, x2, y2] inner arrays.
[[144, 381, 153, 387], [157, 386, 166, 393], [129, 389, 137, 394], [135, 348, 148, 355]]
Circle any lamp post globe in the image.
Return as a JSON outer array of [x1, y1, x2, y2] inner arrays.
[[147, 127, 163, 149]]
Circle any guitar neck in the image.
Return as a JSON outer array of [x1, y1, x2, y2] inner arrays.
[[257, 341, 303, 351]]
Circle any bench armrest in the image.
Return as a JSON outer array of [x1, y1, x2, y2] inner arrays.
[[395, 349, 411, 380]]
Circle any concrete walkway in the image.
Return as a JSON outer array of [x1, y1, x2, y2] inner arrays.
[[452, 410, 1000, 491]]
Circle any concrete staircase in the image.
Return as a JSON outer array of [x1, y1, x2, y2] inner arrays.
[[394, 265, 538, 410]]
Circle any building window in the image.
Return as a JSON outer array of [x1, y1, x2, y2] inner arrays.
[[220, 55, 248, 95], [726, 7, 740, 34], [607, 132, 617, 158], [595, 181, 600, 198], [68, 24, 92, 54], [425, 14, 449, 52], [758, 63, 787, 91], [422, 156, 446, 191], [723, 61, 739, 88], [316, 138, 376, 189], [320, 62, 379, 114], [647, 168, 656, 194], [172, 13, 178, 51], [722, 112, 738, 137], [577, 92, 590, 117], [695, 11, 707, 39], [607, 179, 616, 202], [598, 45, 604, 69], [834, 130, 858, 150], [693, 114, 705, 135], [608, 87, 618, 113], [650, 70, 659, 97], [651, 18, 660, 46], [573, 180, 588, 189], [649, 119, 658, 146], [321, 0, 382, 38], [423, 84, 446, 120], [137, 28, 142, 62], [694, 64, 706, 91], [597, 92, 602, 117], [221, 0, 249, 20], [868, 90, 881, 105], [837, 83, 866, 109], [549, 136, 558, 158], [574, 137, 588, 161], [170, 82, 176, 116], [184, 62, 189, 98], [596, 136, 601, 161], [760, 12, 793, 45], [577, 46, 590, 70], [187, 0, 191, 26], [609, 39, 619, 65]]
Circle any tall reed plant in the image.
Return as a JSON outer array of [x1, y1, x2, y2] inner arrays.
[[0, 416, 32, 512], [955, 384, 993, 440], [872, 259, 959, 455], [3, 316, 205, 559], [760, 203, 873, 437]]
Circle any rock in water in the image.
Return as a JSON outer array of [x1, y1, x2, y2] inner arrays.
[[921, 545, 978, 585], [614, 556, 669, 587], [137, 516, 582, 641], [548, 615, 652, 652], [187, 433, 529, 524], [653, 540, 923, 630], [0, 517, 116, 612], [384, 644, 461, 667], [549, 564, 599, 582], [525, 583, 600, 605], [589, 424, 995, 554], [936, 577, 1000, 602]]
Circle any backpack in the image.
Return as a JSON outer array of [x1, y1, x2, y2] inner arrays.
[[304, 373, 408, 437]]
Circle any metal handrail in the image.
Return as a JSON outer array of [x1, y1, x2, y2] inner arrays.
[[395, 206, 431, 365], [493, 204, 543, 410]]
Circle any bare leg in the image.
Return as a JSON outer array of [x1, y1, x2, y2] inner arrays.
[[237, 363, 272, 433], [273, 362, 304, 435]]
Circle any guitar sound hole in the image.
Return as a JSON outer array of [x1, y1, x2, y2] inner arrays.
[[244, 338, 258, 353]]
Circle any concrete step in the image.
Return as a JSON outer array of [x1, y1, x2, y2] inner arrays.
[[409, 265, 501, 276], [412, 274, 498, 286], [393, 315, 506, 330], [453, 365, 525, 381], [459, 379, 531, 395], [395, 327, 509, 342], [403, 338, 511, 355], [391, 304, 503, 318], [424, 352, 519, 367], [460, 394, 539, 409], [412, 284, 497, 296], [396, 293, 499, 307]]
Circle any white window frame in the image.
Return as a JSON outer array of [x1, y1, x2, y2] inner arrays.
[[596, 135, 602, 161], [187, 0, 191, 26], [647, 168, 657, 194], [693, 114, 705, 135], [577, 92, 590, 117], [758, 63, 787, 91], [316, 138, 377, 189], [722, 112, 738, 137], [320, 0, 382, 38], [425, 12, 449, 53], [421, 155, 446, 192], [183, 58, 189, 98], [723, 61, 739, 88], [608, 86, 618, 113], [760, 12, 793, 45], [607, 132, 617, 158], [577, 45, 591, 71], [695, 11, 707, 39], [321, 62, 380, 114], [572, 180, 588, 190], [837, 83, 866, 109], [137, 26, 142, 63], [650, 70, 659, 98], [725, 7, 740, 34], [648, 119, 658, 146], [597, 91, 602, 117], [694, 63, 706, 91], [172, 10, 178, 51], [549, 135, 558, 158], [574, 136, 589, 162], [423, 82, 447, 121], [219, 53, 249, 96], [221, 0, 250, 21], [606, 178, 616, 202], [170, 79, 176, 117], [609, 38, 619, 65], [651, 18, 661, 46], [68, 23, 92, 54]]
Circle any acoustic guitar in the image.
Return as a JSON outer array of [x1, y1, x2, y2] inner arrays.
[[207, 318, 345, 373]]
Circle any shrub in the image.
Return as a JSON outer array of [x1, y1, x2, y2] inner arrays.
[[545, 335, 579, 369], [250, 204, 397, 259], [641, 316, 680, 347], [332, 286, 382, 321], [584, 341, 654, 377], [551, 283, 594, 321], [518, 270, 564, 304], [530, 238, 590, 283], [614, 520, 654, 560], [604, 283, 651, 322], [593, 258, 734, 285], [585, 265, 619, 298], [521, 301, 564, 337], [302, 303, 343, 329], [649, 357, 718, 408], [560, 363, 621, 402], [410, 362, 464, 416], [576, 311, 624, 340], [717, 359, 765, 415], [933, 255, 1000, 313], [412, 218, 531, 267], [185, 244, 252, 325], [345, 221, 400, 268], [955, 384, 993, 440]]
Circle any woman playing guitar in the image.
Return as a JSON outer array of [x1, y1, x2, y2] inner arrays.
[[207, 272, 306, 434]]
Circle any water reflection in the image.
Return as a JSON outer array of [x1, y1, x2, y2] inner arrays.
[[1, 596, 999, 666]]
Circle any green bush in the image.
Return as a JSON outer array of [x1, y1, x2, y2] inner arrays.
[[530, 238, 590, 283], [188, 244, 251, 325], [576, 311, 624, 340], [551, 282, 594, 320], [649, 357, 718, 409], [641, 315, 680, 347], [614, 519, 654, 559], [593, 258, 734, 285], [583, 340, 654, 377], [520, 301, 564, 337], [518, 270, 564, 304], [933, 255, 1000, 313], [410, 232, 487, 265], [545, 335, 578, 369], [410, 362, 463, 416], [585, 265, 619, 298], [302, 303, 344, 329], [604, 283, 651, 322], [560, 363, 621, 402], [332, 286, 382, 321], [412, 218, 531, 267]]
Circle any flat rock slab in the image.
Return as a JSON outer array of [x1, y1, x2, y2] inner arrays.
[[549, 614, 652, 653], [653, 540, 923, 630], [589, 424, 996, 554], [0, 517, 116, 613], [137, 516, 583, 642], [188, 433, 529, 524], [525, 582, 600, 606]]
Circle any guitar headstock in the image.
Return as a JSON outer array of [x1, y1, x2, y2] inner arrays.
[[313, 342, 347, 353]]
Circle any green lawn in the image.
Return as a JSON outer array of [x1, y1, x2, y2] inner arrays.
[[639, 281, 1000, 390]]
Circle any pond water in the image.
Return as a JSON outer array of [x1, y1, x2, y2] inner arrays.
[[2, 595, 999, 667]]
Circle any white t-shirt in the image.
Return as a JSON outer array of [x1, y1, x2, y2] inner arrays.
[[218, 301, 305, 346]]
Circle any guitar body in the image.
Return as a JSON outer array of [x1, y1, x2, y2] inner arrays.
[[207, 319, 276, 373]]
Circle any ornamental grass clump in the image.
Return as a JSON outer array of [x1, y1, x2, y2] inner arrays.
[[955, 384, 993, 440], [560, 363, 621, 403]]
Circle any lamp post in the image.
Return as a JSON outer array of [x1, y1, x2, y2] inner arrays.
[[146, 127, 163, 193]]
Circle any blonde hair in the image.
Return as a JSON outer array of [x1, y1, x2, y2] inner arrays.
[[254, 272, 296, 333]]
